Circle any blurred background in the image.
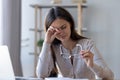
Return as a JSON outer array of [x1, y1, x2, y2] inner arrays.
[[0, 0, 120, 79]]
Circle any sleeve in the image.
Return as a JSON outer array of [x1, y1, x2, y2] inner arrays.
[[36, 42, 54, 78], [86, 39, 114, 79]]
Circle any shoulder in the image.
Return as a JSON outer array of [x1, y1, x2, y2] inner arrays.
[[77, 38, 96, 50]]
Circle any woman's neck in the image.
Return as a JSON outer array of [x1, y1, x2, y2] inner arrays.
[[62, 39, 77, 52]]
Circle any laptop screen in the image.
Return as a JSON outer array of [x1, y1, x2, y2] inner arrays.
[[0, 46, 15, 80]]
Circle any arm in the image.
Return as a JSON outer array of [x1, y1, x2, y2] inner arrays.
[[36, 26, 61, 78], [36, 42, 54, 78], [88, 40, 114, 79], [36, 26, 60, 78]]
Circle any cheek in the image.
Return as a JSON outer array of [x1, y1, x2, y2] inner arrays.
[[55, 29, 71, 39], [66, 29, 71, 37]]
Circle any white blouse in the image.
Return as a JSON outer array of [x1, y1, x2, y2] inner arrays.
[[36, 39, 114, 79]]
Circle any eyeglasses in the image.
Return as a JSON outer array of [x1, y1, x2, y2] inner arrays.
[[60, 44, 83, 59]]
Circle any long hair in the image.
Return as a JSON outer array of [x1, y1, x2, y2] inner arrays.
[[45, 6, 86, 45], [45, 6, 87, 77]]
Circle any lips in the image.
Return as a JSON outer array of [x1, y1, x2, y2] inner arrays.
[[61, 35, 66, 39]]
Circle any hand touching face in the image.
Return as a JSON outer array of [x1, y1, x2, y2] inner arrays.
[[50, 18, 71, 43], [44, 26, 60, 44]]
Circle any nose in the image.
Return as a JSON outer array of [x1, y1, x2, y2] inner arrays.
[[55, 29, 63, 35], [58, 29, 64, 35]]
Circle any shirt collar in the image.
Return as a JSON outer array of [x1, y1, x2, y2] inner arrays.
[[59, 42, 83, 56]]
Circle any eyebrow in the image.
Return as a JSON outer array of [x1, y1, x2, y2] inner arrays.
[[60, 24, 66, 28], [53, 24, 66, 29]]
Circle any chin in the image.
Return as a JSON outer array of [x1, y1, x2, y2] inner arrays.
[[57, 37, 69, 42], [61, 38, 69, 43]]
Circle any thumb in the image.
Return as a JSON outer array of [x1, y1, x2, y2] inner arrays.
[[50, 31, 59, 42]]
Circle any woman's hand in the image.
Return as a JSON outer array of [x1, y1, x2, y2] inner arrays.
[[80, 50, 94, 67], [44, 26, 60, 44]]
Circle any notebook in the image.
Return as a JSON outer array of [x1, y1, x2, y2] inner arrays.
[[0, 45, 15, 80]]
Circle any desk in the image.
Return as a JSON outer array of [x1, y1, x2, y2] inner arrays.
[[45, 77, 88, 80], [15, 77, 43, 80], [15, 77, 102, 80]]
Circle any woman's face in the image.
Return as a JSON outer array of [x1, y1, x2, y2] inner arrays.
[[50, 18, 71, 42]]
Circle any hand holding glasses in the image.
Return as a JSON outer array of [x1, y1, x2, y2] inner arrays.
[[61, 43, 94, 67]]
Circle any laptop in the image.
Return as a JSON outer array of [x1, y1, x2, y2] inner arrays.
[[0, 45, 43, 80], [0, 45, 15, 80]]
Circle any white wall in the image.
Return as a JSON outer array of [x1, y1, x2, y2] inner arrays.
[[0, 0, 2, 45], [22, 0, 120, 78], [83, 0, 120, 78]]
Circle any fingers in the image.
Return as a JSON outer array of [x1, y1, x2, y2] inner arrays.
[[80, 50, 93, 58], [47, 26, 56, 34], [45, 26, 61, 43], [80, 50, 94, 67], [48, 26, 60, 34]]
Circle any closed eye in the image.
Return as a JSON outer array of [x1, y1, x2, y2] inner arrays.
[[60, 25, 66, 30]]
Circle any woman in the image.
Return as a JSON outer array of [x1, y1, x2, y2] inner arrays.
[[36, 6, 114, 79]]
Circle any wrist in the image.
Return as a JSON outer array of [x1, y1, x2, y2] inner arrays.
[[88, 62, 94, 68], [44, 39, 52, 44], [44, 40, 51, 44], [89, 63, 94, 68], [87, 59, 94, 68]]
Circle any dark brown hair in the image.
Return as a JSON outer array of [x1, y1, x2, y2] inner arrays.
[[45, 6, 86, 45], [45, 6, 87, 77]]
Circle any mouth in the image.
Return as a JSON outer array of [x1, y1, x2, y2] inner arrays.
[[56, 34, 67, 40], [61, 35, 66, 39]]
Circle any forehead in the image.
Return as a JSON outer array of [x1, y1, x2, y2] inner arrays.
[[51, 18, 69, 28]]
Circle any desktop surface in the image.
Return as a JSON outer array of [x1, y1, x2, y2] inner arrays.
[[45, 77, 88, 80], [15, 77, 102, 80]]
